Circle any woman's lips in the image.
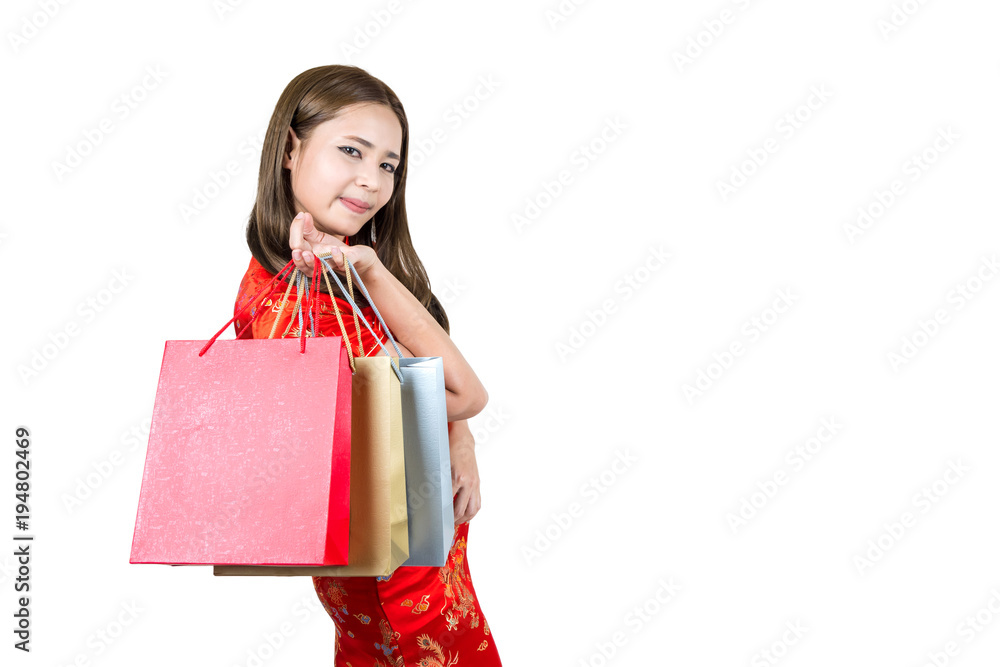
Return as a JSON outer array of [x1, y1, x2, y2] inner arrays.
[[340, 197, 370, 214]]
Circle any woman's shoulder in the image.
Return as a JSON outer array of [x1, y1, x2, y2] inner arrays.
[[237, 255, 272, 292], [235, 257, 263, 308]]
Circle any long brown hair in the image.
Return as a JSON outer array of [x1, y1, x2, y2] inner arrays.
[[245, 64, 449, 334]]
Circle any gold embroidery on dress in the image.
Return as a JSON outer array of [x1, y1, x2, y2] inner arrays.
[[313, 579, 348, 624], [438, 535, 480, 631], [414, 634, 459, 667], [373, 619, 403, 666]]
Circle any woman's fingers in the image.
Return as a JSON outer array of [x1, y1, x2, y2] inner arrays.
[[453, 478, 482, 524], [291, 248, 315, 277], [454, 486, 472, 524], [304, 244, 343, 275], [289, 212, 350, 277], [462, 487, 481, 524], [289, 212, 308, 250], [469, 491, 481, 521], [301, 214, 330, 245], [289, 213, 314, 276]]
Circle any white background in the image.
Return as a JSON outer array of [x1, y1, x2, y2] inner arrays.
[[4, 0, 1000, 665]]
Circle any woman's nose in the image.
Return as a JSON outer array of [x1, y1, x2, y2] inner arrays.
[[355, 160, 380, 189]]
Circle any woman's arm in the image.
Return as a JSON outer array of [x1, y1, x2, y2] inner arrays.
[[449, 418, 482, 525], [362, 261, 488, 421]]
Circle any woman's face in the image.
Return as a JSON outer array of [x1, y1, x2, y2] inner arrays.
[[282, 102, 402, 242]]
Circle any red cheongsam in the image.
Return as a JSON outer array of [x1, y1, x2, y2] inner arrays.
[[232, 255, 502, 666]]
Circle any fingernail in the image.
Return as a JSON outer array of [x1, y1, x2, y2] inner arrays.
[[294, 211, 304, 220]]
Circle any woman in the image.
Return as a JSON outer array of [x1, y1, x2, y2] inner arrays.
[[232, 64, 502, 665]]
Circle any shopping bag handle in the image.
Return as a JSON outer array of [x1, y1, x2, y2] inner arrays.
[[198, 254, 403, 384], [200, 259, 298, 356], [259, 258, 358, 362], [316, 253, 404, 383], [316, 257, 365, 375], [199, 256, 355, 359]]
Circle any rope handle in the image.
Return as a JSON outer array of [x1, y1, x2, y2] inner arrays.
[[341, 256, 404, 361], [199, 259, 296, 356], [315, 253, 404, 383], [304, 255, 360, 372], [198, 256, 358, 362], [319, 261, 357, 374], [343, 254, 366, 358]]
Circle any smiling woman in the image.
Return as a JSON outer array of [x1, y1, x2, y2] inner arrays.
[[232, 64, 502, 665], [282, 104, 401, 238]]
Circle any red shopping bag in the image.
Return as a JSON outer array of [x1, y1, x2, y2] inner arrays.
[[129, 258, 353, 566]]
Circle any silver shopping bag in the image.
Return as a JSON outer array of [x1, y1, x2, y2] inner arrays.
[[398, 357, 453, 566]]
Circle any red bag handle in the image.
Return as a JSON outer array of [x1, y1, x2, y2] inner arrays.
[[198, 258, 297, 356], [199, 256, 351, 358]]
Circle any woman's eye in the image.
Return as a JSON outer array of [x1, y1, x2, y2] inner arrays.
[[341, 146, 395, 174]]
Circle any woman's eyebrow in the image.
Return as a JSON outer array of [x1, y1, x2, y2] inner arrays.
[[342, 135, 400, 161]]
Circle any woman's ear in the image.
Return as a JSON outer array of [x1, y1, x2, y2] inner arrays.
[[282, 127, 300, 169]]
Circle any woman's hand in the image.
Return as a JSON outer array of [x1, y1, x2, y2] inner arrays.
[[288, 211, 379, 279], [449, 420, 482, 525]]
